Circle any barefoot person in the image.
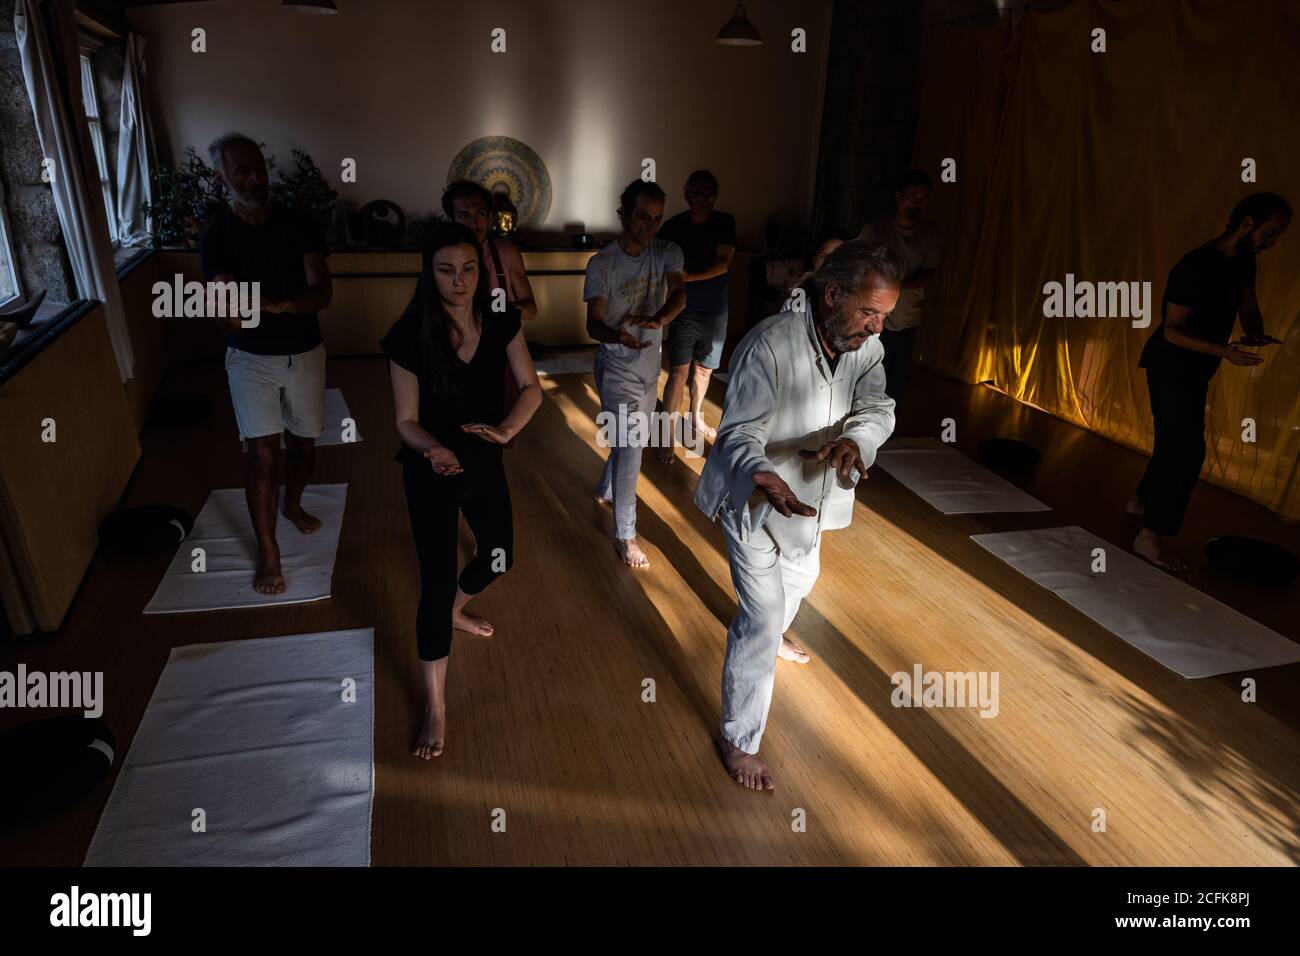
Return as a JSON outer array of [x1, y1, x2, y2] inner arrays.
[[695, 240, 902, 790], [382, 222, 542, 760], [584, 179, 685, 568], [1131, 192, 1291, 572], [200, 132, 333, 595], [656, 170, 735, 463]]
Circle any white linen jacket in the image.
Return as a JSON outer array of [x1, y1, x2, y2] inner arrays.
[[694, 304, 896, 559]]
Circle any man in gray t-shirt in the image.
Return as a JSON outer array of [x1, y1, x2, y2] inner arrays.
[[858, 170, 943, 410], [584, 179, 686, 569]]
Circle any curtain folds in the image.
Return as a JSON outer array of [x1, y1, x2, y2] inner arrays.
[[115, 31, 155, 247], [911, 0, 1300, 519]]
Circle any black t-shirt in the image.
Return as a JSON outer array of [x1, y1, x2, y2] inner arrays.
[[656, 211, 736, 313], [199, 204, 328, 355], [1139, 242, 1256, 381], [380, 307, 523, 469]]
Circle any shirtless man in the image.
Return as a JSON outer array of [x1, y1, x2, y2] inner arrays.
[[443, 180, 536, 322]]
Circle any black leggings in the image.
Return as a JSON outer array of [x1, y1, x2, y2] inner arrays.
[[1136, 366, 1209, 536], [402, 455, 514, 661]]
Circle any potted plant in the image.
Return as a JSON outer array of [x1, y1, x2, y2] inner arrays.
[[270, 149, 337, 234], [141, 146, 229, 248], [143, 146, 338, 248]]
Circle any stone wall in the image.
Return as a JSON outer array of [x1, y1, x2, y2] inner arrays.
[[0, 0, 77, 302]]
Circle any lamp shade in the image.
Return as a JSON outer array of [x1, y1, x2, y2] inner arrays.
[[716, 2, 762, 45]]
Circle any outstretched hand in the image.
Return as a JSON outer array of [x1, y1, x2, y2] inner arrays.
[[1235, 334, 1282, 347], [462, 423, 511, 444], [753, 471, 817, 518], [1223, 345, 1265, 366], [800, 438, 868, 485]]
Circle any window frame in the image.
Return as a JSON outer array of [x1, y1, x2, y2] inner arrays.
[[78, 50, 118, 247], [0, 175, 22, 309]]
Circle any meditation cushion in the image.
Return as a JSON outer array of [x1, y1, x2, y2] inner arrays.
[[1204, 536, 1299, 587], [0, 716, 115, 824], [977, 437, 1041, 472], [99, 505, 193, 554], [146, 392, 212, 427]]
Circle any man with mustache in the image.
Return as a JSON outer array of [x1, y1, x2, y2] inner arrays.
[[442, 180, 537, 324], [201, 133, 333, 595], [857, 170, 942, 410], [1130, 191, 1291, 572], [694, 240, 903, 790]]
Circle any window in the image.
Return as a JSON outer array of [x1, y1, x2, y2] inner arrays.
[[79, 54, 117, 245], [0, 179, 20, 307]]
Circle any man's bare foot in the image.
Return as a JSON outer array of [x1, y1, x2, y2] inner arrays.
[[282, 504, 322, 534], [689, 416, 717, 440], [714, 731, 774, 791], [1125, 494, 1145, 516], [615, 537, 650, 569], [253, 556, 286, 595], [778, 637, 811, 664], [595, 492, 613, 506], [1133, 529, 1188, 573], [452, 610, 494, 637], [412, 705, 445, 760], [657, 444, 676, 464]]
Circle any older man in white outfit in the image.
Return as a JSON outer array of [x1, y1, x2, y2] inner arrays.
[[695, 240, 903, 791]]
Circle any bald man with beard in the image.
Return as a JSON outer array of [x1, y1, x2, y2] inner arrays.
[[694, 240, 903, 791]]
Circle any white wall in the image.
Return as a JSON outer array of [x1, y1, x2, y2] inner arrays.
[[128, 0, 833, 246]]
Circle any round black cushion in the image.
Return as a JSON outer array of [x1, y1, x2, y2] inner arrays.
[[99, 505, 192, 553], [147, 392, 212, 427], [1204, 536, 1299, 587], [977, 437, 1041, 472], [0, 716, 115, 823]]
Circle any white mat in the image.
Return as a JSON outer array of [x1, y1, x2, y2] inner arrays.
[[971, 526, 1300, 678], [242, 389, 362, 448], [876, 437, 1050, 514], [144, 483, 347, 614], [85, 628, 373, 866], [535, 351, 595, 376]]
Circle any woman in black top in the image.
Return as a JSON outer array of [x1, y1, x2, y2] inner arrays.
[[381, 222, 541, 760]]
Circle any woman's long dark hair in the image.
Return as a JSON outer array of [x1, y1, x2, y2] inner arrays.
[[400, 220, 491, 399]]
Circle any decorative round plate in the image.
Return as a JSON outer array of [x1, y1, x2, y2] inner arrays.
[[447, 136, 552, 230]]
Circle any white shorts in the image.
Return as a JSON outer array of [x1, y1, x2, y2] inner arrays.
[[224, 343, 326, 440]]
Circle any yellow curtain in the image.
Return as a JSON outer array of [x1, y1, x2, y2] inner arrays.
[[911, 0, 1300, 519]]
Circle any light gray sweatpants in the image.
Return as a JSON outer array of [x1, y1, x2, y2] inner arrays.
[[718, 505, 821, 754], [594, 352, 658, 540]]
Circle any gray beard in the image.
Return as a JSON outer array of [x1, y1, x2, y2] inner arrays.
[[818, 303, 869, 353]]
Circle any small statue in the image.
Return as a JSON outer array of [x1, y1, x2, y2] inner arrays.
[[490, 189, 518, 238]]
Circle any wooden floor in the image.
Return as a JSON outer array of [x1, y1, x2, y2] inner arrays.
[[2, 354, 1299, 866]]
